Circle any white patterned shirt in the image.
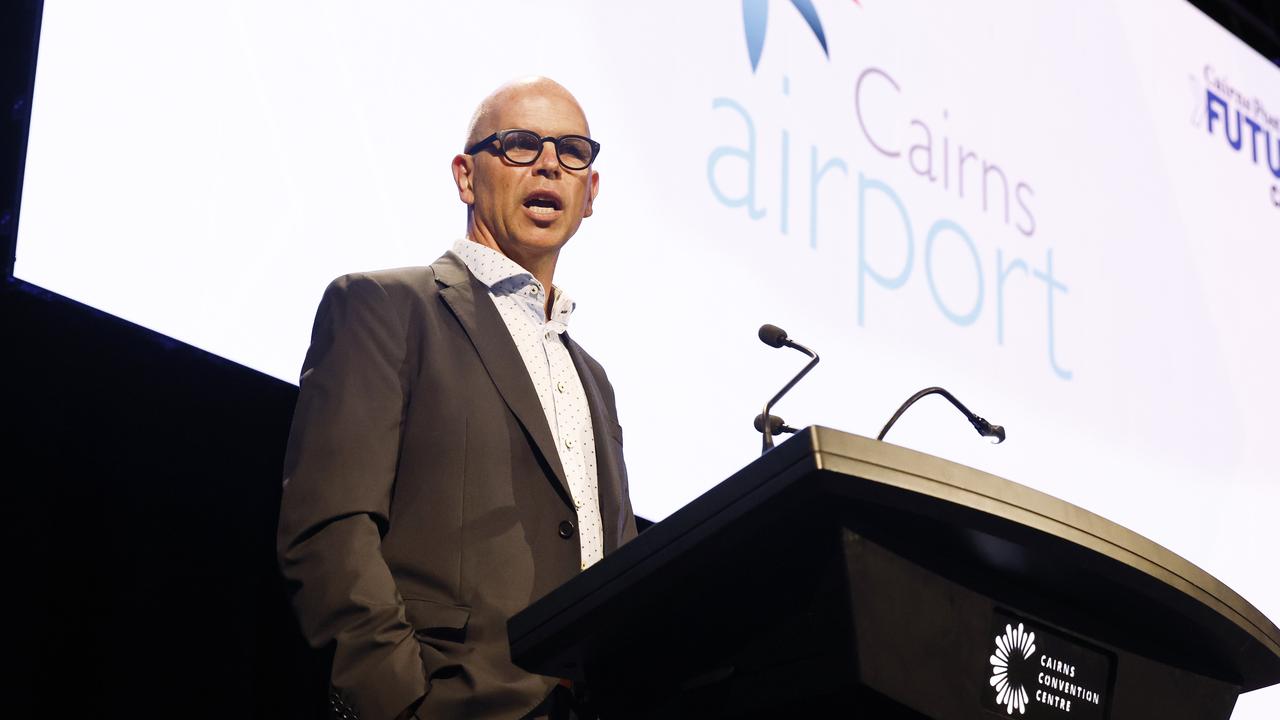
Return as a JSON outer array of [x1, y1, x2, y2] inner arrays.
[[450, 238, 604, 570]]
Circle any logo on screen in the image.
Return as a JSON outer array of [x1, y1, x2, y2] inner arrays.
[[989, 622, 1036, 715], [741, 0, 839, 72], [1199, 64, 1280, 208], [712, 3, 1074, 382]]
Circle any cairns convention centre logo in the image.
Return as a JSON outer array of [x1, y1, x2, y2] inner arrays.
[[989, 622, 1037, 715]]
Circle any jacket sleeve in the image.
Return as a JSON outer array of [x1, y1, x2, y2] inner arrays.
[[277, 273, 426, 720]]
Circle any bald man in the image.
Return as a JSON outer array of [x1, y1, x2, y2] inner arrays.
[[278, 77, 637, 720]]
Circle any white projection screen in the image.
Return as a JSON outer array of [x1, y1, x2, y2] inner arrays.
[[16, 1, 1280, 714]]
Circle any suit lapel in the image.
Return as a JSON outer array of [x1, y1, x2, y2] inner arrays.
[[432, 252, 573, 503], [564, 335, 624, 555]]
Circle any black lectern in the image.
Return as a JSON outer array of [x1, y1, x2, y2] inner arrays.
[[509, 427, 1280, 719]]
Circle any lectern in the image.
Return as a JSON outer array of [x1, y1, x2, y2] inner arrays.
[[509, 427, 1280, 719]]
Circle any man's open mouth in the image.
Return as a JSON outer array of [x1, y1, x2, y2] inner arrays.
[[523, 191, 563, 216]]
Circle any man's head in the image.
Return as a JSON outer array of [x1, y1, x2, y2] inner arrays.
[[452, 77, 600, 271]]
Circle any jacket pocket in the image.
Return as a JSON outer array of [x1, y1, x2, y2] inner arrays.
[[404, 597, 470, 636], [403, 598, 471, 681]]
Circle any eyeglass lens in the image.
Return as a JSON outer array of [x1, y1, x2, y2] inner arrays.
[[501, 131, 594, 169]]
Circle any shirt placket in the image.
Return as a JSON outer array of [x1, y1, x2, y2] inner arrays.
[[547, 337, 602, 569], [452, 240, 604, 570]]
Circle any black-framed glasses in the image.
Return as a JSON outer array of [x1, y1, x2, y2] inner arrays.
[[465, 129, 600, 171]]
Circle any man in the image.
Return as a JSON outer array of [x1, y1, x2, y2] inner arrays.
[[278, 77, 637, 720]]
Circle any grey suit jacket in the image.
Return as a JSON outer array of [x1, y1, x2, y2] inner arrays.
[[277, 251, 637, 720]]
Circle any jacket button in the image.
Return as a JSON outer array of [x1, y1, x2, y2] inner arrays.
[[558, 520, 576, 539]]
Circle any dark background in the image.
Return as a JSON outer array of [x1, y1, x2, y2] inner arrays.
[[2, 3, 322, 716], [1, 2, 1276, 717]]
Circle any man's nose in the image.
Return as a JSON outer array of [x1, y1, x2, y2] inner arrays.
[[533, 139, 561, 177]]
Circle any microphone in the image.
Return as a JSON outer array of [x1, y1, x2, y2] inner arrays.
[[754, 413, 799, 436], [758, 323, 788, 348], [756, 324, 820, 454], [877, 386, 1006, 444]]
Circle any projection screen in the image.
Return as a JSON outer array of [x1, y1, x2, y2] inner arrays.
[[15, 1, 1280, 714]]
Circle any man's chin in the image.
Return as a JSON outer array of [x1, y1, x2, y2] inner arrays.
[[501, 228, 571, 257], [512, 220, 576, 249]]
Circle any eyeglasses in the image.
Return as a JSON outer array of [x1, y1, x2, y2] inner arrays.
[[465, 129, 601, 171]]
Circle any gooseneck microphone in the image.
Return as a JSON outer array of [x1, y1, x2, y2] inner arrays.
[[754, 413, 798, 436], [756, 324, 820, 454], [758, 323, 789, 349], [877, 386, 1006, 444]]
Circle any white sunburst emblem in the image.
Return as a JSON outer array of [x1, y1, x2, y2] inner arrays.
[[990, 622, 1037, 715]]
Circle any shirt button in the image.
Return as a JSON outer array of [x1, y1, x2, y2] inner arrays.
[[556, 381, 566, 393], [574, 500, 582, 509], [564, 438, 574, 450]]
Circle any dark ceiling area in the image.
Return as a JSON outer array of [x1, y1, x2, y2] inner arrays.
[[1191, 0, 1280, 64]]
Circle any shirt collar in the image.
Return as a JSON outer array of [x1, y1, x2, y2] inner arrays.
[[451, 238, 577, 326]]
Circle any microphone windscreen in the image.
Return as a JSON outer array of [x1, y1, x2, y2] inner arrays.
[[758, 323, 788, 348]]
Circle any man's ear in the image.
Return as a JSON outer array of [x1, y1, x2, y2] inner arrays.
[[583, 169, 600, 218], [452, 154, 475, 205]]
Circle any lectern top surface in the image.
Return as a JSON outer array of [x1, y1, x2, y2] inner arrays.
[[807, 426, 1280, 682]]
